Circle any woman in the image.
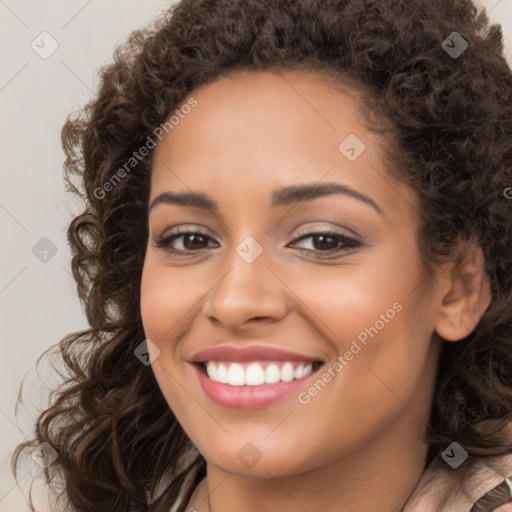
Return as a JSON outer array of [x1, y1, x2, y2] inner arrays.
[[12, 0, 512, 511]]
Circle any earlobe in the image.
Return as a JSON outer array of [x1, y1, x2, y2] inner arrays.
[[435, 242, 492, 342]]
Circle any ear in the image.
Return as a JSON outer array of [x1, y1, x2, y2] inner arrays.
[[435, 241, 492, 342]]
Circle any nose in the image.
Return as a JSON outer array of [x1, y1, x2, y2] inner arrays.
[[202, 249, 289, 332]]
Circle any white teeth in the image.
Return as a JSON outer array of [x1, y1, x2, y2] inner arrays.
[[206, 361, 217, 381], [280, 362, 294, 382], [265, 363, 281, 384], [246, 363, 265, 386], [227, 363, 245, 385], [217, 363, 228, 384], [204, 361, 318, 386]]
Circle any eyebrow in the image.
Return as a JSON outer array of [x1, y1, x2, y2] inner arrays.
[[147, 182, 383, 216]]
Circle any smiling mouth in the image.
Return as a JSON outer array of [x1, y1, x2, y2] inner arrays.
[[196, 360, 324, 386]]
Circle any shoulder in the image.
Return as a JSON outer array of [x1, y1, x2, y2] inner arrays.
[[403, 453, 512, 512]]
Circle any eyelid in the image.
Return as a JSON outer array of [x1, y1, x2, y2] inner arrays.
[[155, 223, 215, 239], [154, 225, 363, 259], [155, 224, 357, 242], [291, 222, 362, 241]]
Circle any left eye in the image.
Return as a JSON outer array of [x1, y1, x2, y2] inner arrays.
[[288, 232, 360, 253], [155, 230, 360, 255]]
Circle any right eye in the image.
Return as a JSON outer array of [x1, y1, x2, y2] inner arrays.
[[155, 229, 220, 255]]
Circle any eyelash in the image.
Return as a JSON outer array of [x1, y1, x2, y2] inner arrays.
[[154, 227, 362, 257]]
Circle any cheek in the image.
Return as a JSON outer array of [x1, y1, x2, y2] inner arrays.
[[286, 243, 436, 416], [139, 259, 211, 402], [286, 241, 423, 346], [140, 258, 204, 343], [140, 276, 173, 347], [140, 262, 201, 425]]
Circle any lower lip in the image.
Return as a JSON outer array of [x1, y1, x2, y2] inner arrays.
[[193, 364, 319, 410]]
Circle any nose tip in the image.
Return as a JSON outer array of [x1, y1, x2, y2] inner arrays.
[[202, 256, 288, 332]]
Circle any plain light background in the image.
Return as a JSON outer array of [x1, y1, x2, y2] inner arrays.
[[1, 0, 511, 510]]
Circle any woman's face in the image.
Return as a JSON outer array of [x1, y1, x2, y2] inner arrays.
[[140, 70, 446, 477]]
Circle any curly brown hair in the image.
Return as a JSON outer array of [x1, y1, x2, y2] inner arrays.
[[12, 0, 512, 510]]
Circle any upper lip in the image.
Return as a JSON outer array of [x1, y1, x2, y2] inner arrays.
[[190, 345, 323, 364]]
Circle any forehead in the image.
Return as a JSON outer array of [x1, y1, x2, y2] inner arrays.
[[152, 69, 367, 172], [149, 69, 418, 220]]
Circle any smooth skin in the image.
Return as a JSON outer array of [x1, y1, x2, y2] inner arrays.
[[140, 70, 492, 512]]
